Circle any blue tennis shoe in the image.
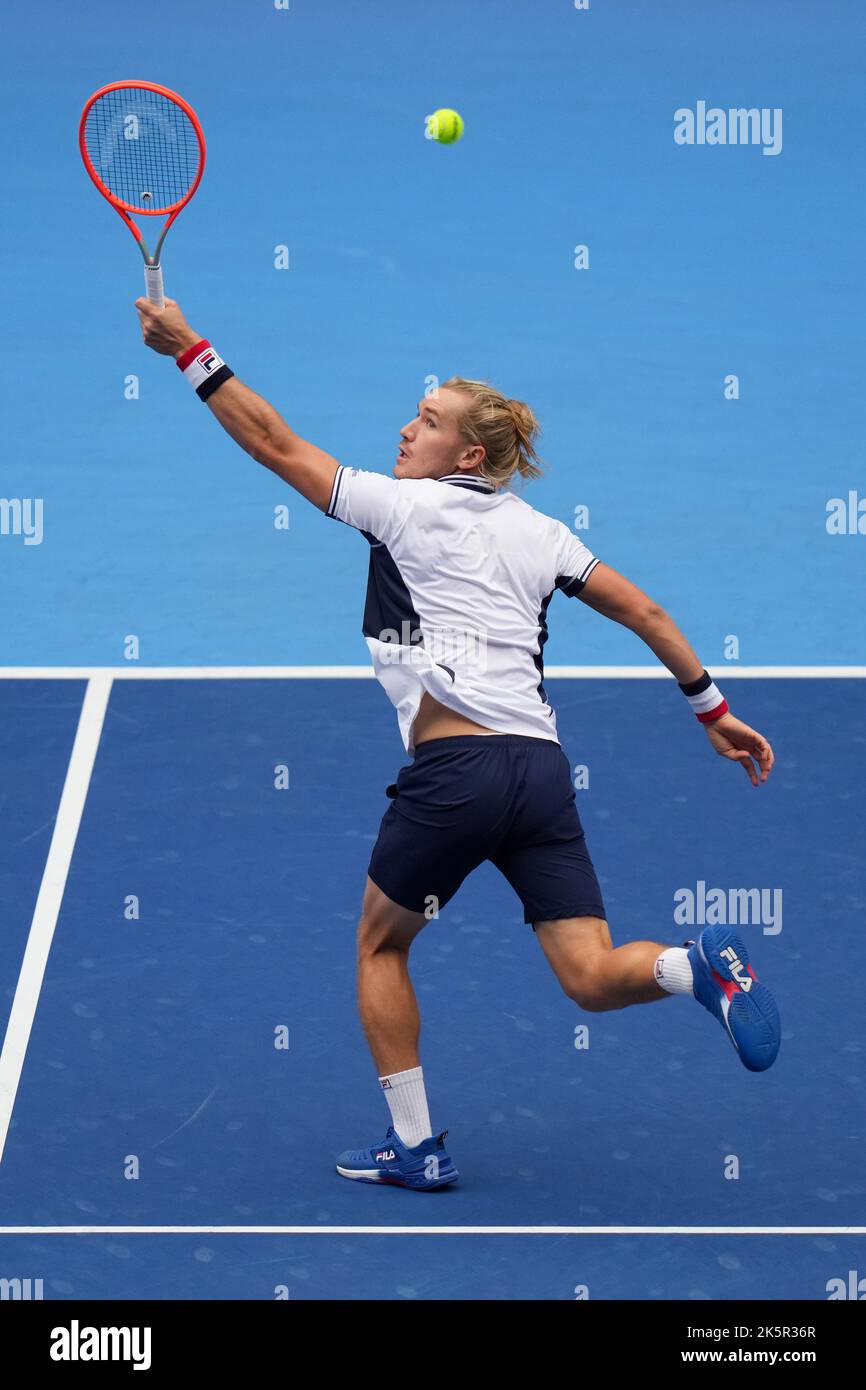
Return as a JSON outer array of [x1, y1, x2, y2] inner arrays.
[[687, 926, 780, 1072], [335, 1126, 458, 1190]]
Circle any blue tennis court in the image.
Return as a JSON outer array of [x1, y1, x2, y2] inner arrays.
[[1, 0, 864, 1302], [0, 674, 863, 1297]]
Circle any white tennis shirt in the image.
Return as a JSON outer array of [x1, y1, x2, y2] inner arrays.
[[326, 466, 600, 754]]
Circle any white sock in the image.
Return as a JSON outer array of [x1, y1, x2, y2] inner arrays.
[[379, 1065, 433, 1148], [654, 947, 694, 996]]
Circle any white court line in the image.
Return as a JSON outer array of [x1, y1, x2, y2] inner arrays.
[[0, 675, 113, 1166], [0, 1226, 863, 1237], [0, 666, 864, 680]]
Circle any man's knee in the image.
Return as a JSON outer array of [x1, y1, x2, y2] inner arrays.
[[558, 955, 613, 1012], [356, 878, 427, 956], [357, 912, 405, 956], [534, 916, 613, 1011]]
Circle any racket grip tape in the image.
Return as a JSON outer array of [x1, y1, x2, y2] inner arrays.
[[144, 263, 165, 307]]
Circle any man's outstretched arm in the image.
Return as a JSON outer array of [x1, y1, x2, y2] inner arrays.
[[578, 562, 775, 786], [135, 297, 338, 512]]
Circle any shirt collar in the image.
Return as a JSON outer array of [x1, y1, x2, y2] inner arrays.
[[438, 472, 495, 494]]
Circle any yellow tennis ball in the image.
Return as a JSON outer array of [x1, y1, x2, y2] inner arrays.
[[427, 108, 464, 144]]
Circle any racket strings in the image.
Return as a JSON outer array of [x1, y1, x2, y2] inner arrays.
[[83, 86, 201, 213]]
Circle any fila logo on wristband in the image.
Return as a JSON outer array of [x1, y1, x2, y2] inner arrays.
[[176, 339, 234, 401], [177, 339, 224, 387], [679, 670, 728, 722]]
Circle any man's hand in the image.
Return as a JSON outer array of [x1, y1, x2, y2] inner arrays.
[[704, 711, 774, 786], [135, 296, 202, 358]]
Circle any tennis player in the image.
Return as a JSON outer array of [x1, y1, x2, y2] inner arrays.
[[136, 298, 781, 1192]]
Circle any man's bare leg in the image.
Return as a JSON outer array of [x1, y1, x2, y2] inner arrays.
[[535, 913, 781, 1073], [534, 915, 677, 1010], [355, 876, 430, 1074], [335, 877, 458, 1183]]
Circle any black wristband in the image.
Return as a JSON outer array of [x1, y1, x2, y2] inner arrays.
[[197, 364, 234, 401]]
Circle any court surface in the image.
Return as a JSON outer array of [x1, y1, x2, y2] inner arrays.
[[0, 673, 863, 1298]]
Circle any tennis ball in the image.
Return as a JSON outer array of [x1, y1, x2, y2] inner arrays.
[[427, 108, 464, 144]]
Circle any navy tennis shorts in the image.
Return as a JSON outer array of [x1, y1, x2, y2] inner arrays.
[[367, 734, 606, 928]]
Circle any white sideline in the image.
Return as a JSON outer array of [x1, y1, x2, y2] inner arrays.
[[0, 1225, 863, 1236], [0, 676, 112, 1165], [0, 666, 863, 680]]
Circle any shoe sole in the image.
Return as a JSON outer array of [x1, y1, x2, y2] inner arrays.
[[698, 927, 780, 1072], [335, 1164, 459, 1190]]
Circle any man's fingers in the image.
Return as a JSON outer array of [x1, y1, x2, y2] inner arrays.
[[750, 736, 774, 779], [712, 724, 773, 786], [134, 296, 177, 313], [729, 748, 759, 786]]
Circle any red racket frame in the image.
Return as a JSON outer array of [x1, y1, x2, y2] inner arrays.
[[79, 79, 206, 303]]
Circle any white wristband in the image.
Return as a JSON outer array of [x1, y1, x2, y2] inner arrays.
[[181, 343, 224, 390], [679, 670, 729, 723]]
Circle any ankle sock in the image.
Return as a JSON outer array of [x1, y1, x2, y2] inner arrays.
[[654, 947, 695, 996], [379, 1065, 433, 1148]]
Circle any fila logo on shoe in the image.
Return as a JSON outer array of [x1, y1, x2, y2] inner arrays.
[[719, 945, 752, 991], [376, 1149, 396, 1162]]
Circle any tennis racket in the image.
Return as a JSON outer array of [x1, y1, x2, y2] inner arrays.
[[79, 80, 206, 307]]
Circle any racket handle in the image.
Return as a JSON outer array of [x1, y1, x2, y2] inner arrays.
[[144, 263, 165, 307]]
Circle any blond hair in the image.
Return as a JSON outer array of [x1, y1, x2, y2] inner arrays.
[[441, 376, 543, 490]]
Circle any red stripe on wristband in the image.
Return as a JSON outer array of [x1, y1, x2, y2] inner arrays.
[[176, 339, 210, 372], [697, 699, 729, 723]]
